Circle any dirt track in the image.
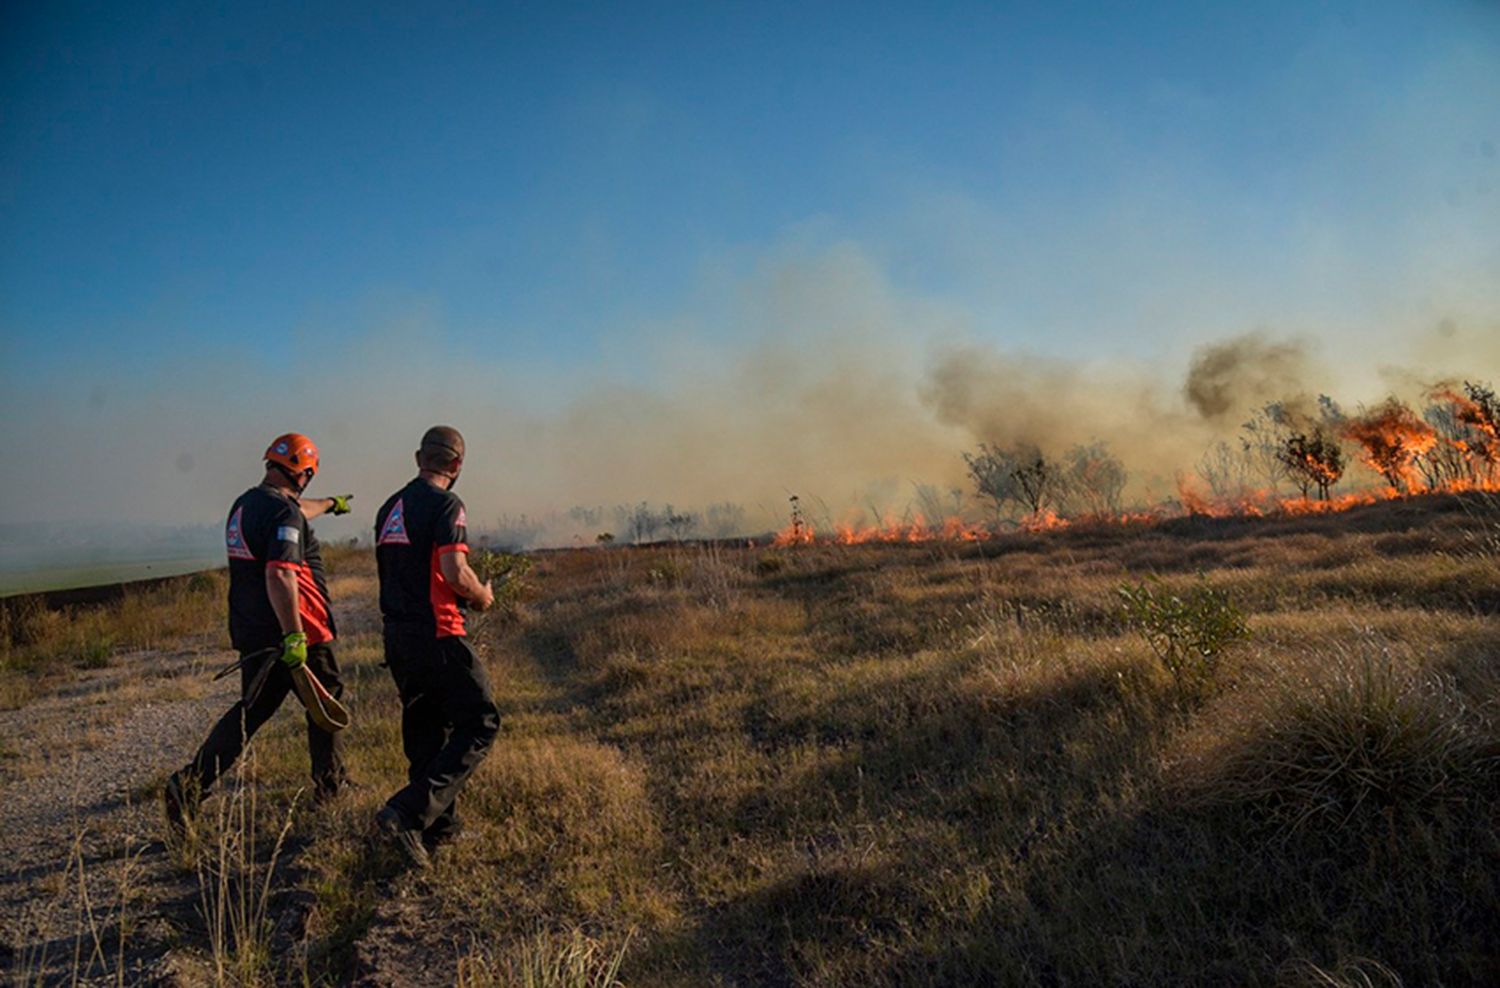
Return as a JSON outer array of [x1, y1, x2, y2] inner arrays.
[[0, 578, 407, 985], [0, 640, 237, 983]]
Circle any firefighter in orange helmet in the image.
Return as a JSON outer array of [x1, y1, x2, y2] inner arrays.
[[165, 433, 355, 828]]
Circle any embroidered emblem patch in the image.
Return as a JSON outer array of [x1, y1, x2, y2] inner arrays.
[[378, 498, 411, 545], [456, 506, 466, 528], [226, 506, 255, 560]]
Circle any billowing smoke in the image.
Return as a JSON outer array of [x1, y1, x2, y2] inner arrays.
[[2, 248, 1499, 551], [918, 345, 1208, 494], [1182, 334, 1319, 421]]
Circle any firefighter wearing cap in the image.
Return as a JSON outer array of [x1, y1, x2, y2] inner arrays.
[[165, 433, 355, 828], [371, 425, 498, 867]]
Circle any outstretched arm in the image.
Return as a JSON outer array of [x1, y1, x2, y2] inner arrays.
[[299, 494, 353, 520]]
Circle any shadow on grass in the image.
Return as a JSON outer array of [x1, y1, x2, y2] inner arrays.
[[635, 642, 1499, 986], [640, 655, 1175, 985]]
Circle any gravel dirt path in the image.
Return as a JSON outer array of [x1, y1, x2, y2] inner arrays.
[[0, 577, 417, 986], [0, 639, 238, 984]]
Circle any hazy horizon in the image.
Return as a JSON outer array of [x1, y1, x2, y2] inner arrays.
[[3, 2, 1497, 552]]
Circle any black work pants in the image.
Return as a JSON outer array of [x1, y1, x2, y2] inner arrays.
[[182, 642, 346, 798], [382, 630, 500, 845]]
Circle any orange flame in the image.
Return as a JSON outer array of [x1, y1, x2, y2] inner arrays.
[[1342, 399, 1438, 493], [767, 389, 1499, 547]]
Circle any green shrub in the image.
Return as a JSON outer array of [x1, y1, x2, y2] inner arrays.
[[470, 549, 536, 618], [1118, 576, 1249, 694]]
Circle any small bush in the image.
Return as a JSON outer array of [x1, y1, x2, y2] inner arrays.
[[1118, 576, 1249, 694], [470, 549, 536, 618], [71, 631, 115, 669]]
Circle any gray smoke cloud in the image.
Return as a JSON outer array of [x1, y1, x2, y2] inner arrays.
[[1182, 334, 1320, 421], [3, 246, 1499, 550]]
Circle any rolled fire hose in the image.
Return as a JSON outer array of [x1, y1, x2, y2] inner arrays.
[[289, 663, 351, 733], [213, 647, 351, 733]]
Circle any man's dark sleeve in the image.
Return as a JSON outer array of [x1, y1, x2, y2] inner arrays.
[[265, 502, 306, 568], [434, 495, 468, 553]]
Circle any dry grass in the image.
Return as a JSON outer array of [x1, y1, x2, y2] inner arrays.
[[4, 796, 156, 987], [0, 571, 226, 708], [22, 498, 1500, 984], [455, 928, 633, 988], [1174, 640, 1498, 834], [285, 508, 1496, 985]]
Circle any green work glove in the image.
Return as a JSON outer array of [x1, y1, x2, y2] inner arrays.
[[280, 631, 308, 669], [328, 494, 353, 516]]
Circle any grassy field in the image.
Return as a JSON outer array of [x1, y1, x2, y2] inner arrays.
[[0, 570, 227, 709], [7, 497, 1499, 985], [230, 496, 1498, 986]]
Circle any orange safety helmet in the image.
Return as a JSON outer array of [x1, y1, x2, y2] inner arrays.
[[265, 432, 320, 482]]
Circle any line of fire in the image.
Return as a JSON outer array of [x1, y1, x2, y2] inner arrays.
[[773, 381, 1500, 547]]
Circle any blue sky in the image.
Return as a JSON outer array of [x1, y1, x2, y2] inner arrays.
[[1, 1, 1498, 531]]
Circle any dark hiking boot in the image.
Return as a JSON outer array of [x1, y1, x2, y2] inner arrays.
[[374, 805, 430, 870]]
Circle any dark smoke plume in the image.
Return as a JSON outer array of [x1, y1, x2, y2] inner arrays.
[[1183, 334, 1315, 421]]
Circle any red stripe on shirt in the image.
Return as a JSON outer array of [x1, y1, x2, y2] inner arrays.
[[428, 546, 467, 638], [267, 561, 334, 644]]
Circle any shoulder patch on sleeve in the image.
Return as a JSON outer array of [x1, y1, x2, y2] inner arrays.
[[276, 525, 301, 544], [226, 506, 255, 560], [456, 505, 466, 527]]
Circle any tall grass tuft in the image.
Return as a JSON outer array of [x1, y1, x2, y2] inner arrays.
[[191, 746, 300, 987], [1278, 956, 1404, 988], [1458, 489, 1500, 558], [1182, 647, 1498, 834], [455, 928, 632, 988]]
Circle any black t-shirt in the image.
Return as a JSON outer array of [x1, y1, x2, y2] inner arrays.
[[374, 477, 470, 637], [225, 484, 336, 652]]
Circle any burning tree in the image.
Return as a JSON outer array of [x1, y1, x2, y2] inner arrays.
[[965, 442, 1058, 521], [1277, 430, 1345, 501], [1426, 382, 1500, 489], [1343, 398, 1438, 493]]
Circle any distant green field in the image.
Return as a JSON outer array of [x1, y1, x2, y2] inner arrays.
[[0, 555, 220, 597]]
